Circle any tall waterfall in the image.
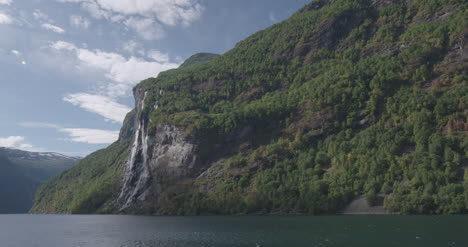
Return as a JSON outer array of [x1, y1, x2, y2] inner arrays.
[[118, 92, 152, 211]]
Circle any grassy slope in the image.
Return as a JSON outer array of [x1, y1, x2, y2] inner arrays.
[[32, 0, 467, 215]]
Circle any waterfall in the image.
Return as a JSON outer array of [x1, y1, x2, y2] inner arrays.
[[118, 91, 151, 210], [128, 122, 141, 170], [123, 120, 150, 206], [142, 92, 148, 110], [142, 121, 148, 169]]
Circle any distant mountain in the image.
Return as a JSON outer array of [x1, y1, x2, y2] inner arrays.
[[1, 148, 80, 162], [33, 0, 467, 215], [0, 148, 79, 213], [0, 154, 37, 214]]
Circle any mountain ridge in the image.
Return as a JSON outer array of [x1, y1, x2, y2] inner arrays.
[[0, 147, 79, 213], [0, 147, 81, 162], [32, 0, 467, 215]]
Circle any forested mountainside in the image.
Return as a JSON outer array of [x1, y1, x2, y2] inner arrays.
[[32, 0, 467, 215], [0, 148, 78, 213]]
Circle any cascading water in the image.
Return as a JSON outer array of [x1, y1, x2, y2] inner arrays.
[[115, 89, 197, 212], [129, 123, 140, 171], [118, 92, 152, 211]]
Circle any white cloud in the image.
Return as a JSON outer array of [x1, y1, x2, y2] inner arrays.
[[0, 136, 39, 151], [104, 83, 132, 98], [57, 0, 204, 27], [59, 128, 119, 144], [57, 0, 203, 39], [0, 136, 25, 148], [33, 10, 50, 21], [107, 55, 178, 84], [124, 17, 164, 40], [70, 15, 90, 29], [41, 23, 66, 33], [50, 40, 76, 50], [0, 12, 13, 24], [20, 122, 119, 144], [63, 93, 131, 123], [81, 0, 111, 19], [20, 122, 61, 129], [0, 0, 12, 5], [49, 41, 179, 122], [147, 50, 169, 63], [122, 40, 144, 55], [50, 41, 179, 98], [11, 50, 20, 56]]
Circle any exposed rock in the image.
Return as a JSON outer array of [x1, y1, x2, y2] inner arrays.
[[30, 0, 467, 216], [116, 88, 198, 212], [342, 195, 389, 215]]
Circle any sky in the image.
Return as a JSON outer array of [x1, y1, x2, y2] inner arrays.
[[0, 0, 311, 157]]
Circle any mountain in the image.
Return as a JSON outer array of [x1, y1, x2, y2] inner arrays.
[[0, 154, 37, 213], [32, 0, 467, 215], [0, 148, 79, 213], [179, 53, 220, 68]]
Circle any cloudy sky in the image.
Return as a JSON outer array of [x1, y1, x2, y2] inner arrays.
[[0, 0, 310, 157]]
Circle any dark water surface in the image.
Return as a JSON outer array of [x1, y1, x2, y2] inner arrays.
[[0, 215, 466, 247]]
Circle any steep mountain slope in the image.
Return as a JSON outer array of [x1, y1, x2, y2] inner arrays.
[[0, 148, 79, 213], [0, 154, 38, 213], [32, 0, 467, 215]]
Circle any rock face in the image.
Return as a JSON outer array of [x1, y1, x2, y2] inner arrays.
[[116, 88, 197, 212], [342, 195, 388, 215], [31, 0, 468, 215]]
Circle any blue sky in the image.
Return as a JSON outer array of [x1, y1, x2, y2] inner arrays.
[[0, 0, 310, 157]]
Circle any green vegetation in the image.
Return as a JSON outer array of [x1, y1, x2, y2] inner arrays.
[[149, 0, 467, 215], [179, 53, 220, 68], [31, 141, 130, 214], [32, 0, 467, 215]]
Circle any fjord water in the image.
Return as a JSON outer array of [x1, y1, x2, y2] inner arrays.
[[0, 215, 466, 247]]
